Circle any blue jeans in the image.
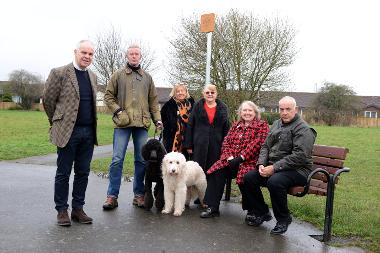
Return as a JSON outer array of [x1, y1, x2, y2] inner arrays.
[[55, 126, 94, 211], [107, 127, 148, 198]]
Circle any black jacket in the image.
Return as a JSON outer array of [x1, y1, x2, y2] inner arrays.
[[183, 98, 230, 172], [160, 97, 195, 153], [257, 114, 317, 179]]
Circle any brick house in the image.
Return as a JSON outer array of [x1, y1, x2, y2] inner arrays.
[[155, 88, 380, 119]]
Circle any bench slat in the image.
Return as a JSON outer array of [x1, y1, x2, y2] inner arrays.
[[308, 186, 327, 196], [310, 179, 327, 189], [313, 145, 349, 160], [312, 164, 340, 174], [313, 156, 345, 168], [288, 186, 304, 195], [311, 172, 340, 183]]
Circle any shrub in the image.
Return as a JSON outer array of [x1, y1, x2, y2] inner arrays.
[[261, 112, 280, 125], [0, 93, 13, 102]]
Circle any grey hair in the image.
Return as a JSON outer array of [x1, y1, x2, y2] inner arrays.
[[203, 84, 217, 93], [279, 96, 297, 108], [169, 83, 190, 99], [127, 44, 141, 53], [76, 40, 95, 50], [237, 100, 261, 120]]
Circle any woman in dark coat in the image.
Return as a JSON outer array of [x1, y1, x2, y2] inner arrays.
[[184, 84, 230, 174], [161, 83, 194, 158], [200, 101, 269, 218]]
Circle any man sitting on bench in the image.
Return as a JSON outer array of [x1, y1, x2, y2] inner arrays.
[[243, 96, 317, 234]]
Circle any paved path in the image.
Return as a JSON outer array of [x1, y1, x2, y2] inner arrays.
[[0, 146, 365, 253]]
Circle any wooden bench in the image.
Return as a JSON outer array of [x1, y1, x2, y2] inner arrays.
[[224, 144, 350, 242]]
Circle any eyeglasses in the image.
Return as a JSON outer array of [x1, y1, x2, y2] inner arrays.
[[205, 91, 215, 95]]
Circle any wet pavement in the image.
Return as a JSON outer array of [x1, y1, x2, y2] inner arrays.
[[0, 146, 365, 253]]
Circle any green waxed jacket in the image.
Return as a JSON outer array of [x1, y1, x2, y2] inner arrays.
[[257, 114, 317, 179], [104, 66, 161, 129]]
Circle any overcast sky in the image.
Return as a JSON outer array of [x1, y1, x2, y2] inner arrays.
[[1, 0, 379, 96]]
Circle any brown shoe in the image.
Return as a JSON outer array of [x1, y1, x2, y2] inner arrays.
[[103, 196, 118, 210], [57, 209, 71, 226], [132, 195, 145, 208], [71, 208, 93, 224]]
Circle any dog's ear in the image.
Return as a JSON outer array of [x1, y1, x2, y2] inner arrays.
[[178, 153, 187, 172], [161, 155, 168, 176]]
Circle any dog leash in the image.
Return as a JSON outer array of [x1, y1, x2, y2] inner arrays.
[[153, 128, 164, 142]]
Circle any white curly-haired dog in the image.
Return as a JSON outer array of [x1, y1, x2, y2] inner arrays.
[[161, 152, 207, 216]]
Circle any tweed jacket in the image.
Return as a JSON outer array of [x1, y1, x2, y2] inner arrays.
[[207, 119, 269, 184], [43, 63, 98, 148], [104, 66, 161, 129]]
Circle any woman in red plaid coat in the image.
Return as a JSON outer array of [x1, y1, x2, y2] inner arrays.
[[200, 101, 269, 218]]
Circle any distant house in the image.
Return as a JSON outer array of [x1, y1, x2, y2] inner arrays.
[[156, 87, 172, 108], [96, 91, 105, 106], [359, 96, 380, 118], [154, 88, 380, 119], [256, 91, 380, 119]]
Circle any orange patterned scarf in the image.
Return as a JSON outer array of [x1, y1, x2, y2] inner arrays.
[[172, 99, 192, 152]]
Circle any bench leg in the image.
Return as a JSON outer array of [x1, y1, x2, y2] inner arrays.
[[323, 174, 336, 242], [224, 178, 232, 201]]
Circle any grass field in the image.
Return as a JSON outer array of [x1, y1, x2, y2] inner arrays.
[[0, 110, 155, 160], [1, 110, 379, 252]]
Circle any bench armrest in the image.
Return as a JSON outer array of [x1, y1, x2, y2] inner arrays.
[[293, 168, 330, 197], [332, 167, 350, 182]]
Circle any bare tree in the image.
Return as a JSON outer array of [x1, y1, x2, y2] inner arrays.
[[92, 25, 158, 90], [8, 69, 43, 109], [168, 9, 297, 113], [92, 25, 126, 88]]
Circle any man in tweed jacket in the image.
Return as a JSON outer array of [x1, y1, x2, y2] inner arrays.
[[43, 40, 98, 226]]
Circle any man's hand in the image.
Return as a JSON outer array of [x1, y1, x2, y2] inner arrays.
[[187, 149, 193, 154], [259, 165, 274, 177], [155, 121, 163, 130]]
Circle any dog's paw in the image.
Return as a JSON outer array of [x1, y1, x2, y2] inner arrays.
[[173, 210, 183, 216], [200, 203, 208, 209], [161, 209, 171, 214]]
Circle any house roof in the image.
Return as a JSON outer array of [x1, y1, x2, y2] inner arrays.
[[257, 91, 380, 110], [156, 87, 172, 103], [257, 91, 317, 108], [155, 87, 380, 111], [358, 96, 380, 109]]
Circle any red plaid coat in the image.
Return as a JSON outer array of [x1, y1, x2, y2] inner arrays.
[[207, 119, 269, 184]]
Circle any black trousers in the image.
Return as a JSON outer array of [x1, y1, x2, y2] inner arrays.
[[55, 126, 94, 211], [204, 167, 231, 210], [243, 169, 307, 222]]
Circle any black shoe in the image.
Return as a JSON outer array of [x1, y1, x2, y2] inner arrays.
[[246, 212, 272, 227], [245, 211, 256, 223], [200, 208, 220, 218], [270, 217, 292, 235]]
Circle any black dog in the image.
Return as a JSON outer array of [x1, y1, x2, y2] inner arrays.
[[141, 138, 167, 210]]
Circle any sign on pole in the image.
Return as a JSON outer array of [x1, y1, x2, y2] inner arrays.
[[200, 13, 215, 33], [200, 13, 215, 86]]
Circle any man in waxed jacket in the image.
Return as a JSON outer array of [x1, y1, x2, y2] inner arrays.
[[243, 96, 317, 234], [102, 44, 162, 210]]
